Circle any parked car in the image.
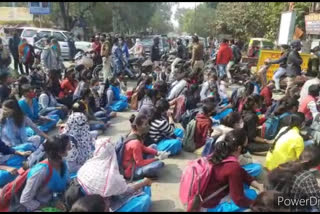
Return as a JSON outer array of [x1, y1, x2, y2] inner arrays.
[[17, 27, 92, 60]]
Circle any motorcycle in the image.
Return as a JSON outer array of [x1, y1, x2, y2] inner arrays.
[[228, 62, 251, 84]]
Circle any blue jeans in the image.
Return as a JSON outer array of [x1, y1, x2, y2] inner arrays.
[[273, 67, 286, 90], [89, 123, 105, 131], [133, 144, 164, 180], [217, 64, 227, 78], [94, 111, 109, 123]]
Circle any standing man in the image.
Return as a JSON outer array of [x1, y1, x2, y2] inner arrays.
[[191, 35, 204, 72], [9, 31, 24, 74], [286, 40, 303, 95], [216, 38, 233, 79], [92, 34, 102, 66], [151, 37, 161, 67], [101, 34, 112, 83], [226, 39, 242, 83], [169, 38, 185, 83], [68, 33, 77, 61]]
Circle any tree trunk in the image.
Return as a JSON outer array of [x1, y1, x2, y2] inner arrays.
[[59, 2, 69, 30]]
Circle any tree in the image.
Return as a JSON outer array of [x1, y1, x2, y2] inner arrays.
[[149, 3, 174, 34]]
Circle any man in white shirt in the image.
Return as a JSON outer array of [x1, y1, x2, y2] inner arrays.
[[299, 72, 320, 104]]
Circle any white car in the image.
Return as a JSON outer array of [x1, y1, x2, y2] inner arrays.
[[18, 27, 92, 60]]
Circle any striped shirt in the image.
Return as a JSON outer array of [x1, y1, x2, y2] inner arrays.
[[148, 116, 175, 142]]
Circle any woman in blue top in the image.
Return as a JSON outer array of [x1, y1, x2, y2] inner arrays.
[[106, 77, 128, 112], [18, 84, 59, 136], [19, 134, 71, 212]]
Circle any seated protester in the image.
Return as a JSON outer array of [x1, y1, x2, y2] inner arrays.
[[18, 84, 59, 136], [38, 84, 68, 120], [231, 81, 254, 113], [217, 77, 229, 104], [16, 76, 30, 99], [76, 137, 153, 212], [153, 80, 168, 100], [0, 138, 32, 187], [194, 101, 215, 150], [79, 88, 110, 132], [267, 145, 320, 212], [298, 84, 320, 125], [146, 99, 182, 155], [122, 114, 167, 181], [185, 84, 200, 110], [0, 71, 11, 106], [200, 73, 219, 102], [260, 80, 275, 107], [60, 67, 78, 97], [106, 77, 128, 112], [70, 195, 109, 212], [19, 135, 71, 212], [47, 70, 63, 98], [250, 191, 289, 212], [73, 67, 91, 102], [242, 96, 272, 155], [167, 71, 188, 101], [276, 97, 299, 131], [201, 129, 263, 212], [265, 113, 305, 171], [138, 89, 156, 120], [62, 102, 96, 173], [1, 99, 50, 166]]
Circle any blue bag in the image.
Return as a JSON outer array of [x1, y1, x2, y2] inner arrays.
[[156, 138, 182, 156], [201, 137, 217, 157], [116, 186, 152, 212]]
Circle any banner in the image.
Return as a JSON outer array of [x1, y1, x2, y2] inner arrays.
[[305, 13, 320, 35], [278, 11, 296, 45], [29, 2, 51, 15]]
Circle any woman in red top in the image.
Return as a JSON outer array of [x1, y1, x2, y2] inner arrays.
[[201, 129, 264, 212], [194, 101, 215, 149], [61, 68, 78, 97], [122, 114, 168, 181]]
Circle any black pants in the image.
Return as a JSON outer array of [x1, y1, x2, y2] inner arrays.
[[248, 142, 271, 153], [13, 57, 24, 74], [24, 64, 30, 75]]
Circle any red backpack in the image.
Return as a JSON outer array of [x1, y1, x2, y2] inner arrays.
[[0, 160, 53, 212], [179, 156, 238, 212]]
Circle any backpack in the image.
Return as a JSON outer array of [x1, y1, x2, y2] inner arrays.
[[0, 160, 53, 212], [182, 119, 197, 152], [261, 113, 290, 140], [179, 156, 238, 212], [180, 108, 200, 129], [115, 134, 139, 178], [201, 137, 218, 157]]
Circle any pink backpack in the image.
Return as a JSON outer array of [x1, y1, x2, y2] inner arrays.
[[179, 156, 238, 212]]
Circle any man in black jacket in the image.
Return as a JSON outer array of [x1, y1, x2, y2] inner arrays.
[[9, 31, 24, 74], [266, 44, 290, 93], [150, 37, 160, 66], [286, 40, 303, 95], [169, 38, 186, 83]]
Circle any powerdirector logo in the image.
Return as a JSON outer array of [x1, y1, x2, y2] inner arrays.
[[274, 194, 320, 210]]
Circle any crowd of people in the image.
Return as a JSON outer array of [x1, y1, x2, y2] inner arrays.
[[0, 29, 320, 213]]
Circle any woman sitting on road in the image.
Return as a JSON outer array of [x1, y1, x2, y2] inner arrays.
[[121, 114, 168, 181], [146, 98, 183, 155], [75, 137, 153, 212], [39, 84, 68, 120], [105, 77, 128, 112], [61, 101, 96, 174], [242, 95, 272, 155], [18, 84, 59, 137], [201, 129, 263, 212], [19, 135, 71, 212], [267, 145, 320, 212], [265, 113, 305, 171]]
